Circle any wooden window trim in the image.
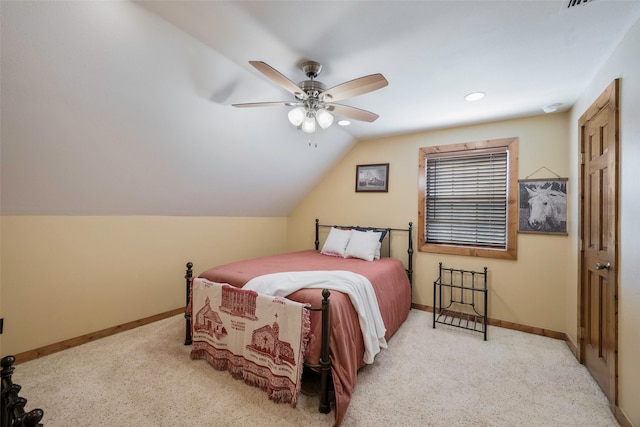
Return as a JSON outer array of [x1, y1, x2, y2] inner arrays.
[[418, 137, 519, 260]]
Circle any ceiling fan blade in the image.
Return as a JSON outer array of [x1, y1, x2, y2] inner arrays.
[[232, 101, 299, 108], [249, 61, 307, 100], [326, 103, 380, 122], [320, 73, 388, 102]]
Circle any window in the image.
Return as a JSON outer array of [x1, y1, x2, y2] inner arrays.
[[418, 137, 518, 260]]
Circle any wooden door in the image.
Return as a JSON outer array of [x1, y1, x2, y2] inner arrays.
[[578, 79, 619, 406]]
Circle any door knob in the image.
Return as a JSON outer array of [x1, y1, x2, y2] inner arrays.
[[595, 262, 611, 270]]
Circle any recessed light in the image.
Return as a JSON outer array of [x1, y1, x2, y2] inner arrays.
[[337, 120, 351, 126], [464, 92, 485, 102], [543, 103, 562, 113]]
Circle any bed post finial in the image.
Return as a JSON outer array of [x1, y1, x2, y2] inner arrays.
[[315, 218, 320, 250]]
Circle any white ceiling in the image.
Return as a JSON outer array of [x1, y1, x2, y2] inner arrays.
[[2, 1, 639, 216]]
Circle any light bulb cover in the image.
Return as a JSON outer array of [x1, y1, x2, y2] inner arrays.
[[315, 108, 334, 129], [301, 114, 316, 133], [288, 106, 306, 126]]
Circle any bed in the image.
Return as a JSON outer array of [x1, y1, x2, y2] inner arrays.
[[183, 219, 413, 426]]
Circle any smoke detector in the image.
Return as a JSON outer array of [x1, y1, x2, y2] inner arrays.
[[543, 103, 562, 113]]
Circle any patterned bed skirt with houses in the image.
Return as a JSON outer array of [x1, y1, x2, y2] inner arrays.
[[189, 278, 311, 406]]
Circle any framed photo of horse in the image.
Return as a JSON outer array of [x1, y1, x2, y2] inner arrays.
[[518, 178, 568, 235]]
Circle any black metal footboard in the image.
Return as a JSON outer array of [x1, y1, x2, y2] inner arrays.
[[184, 261, 193, 346], [183, 262, 332, 414], [1, 356, 44, 427], [301, 289, 332, 413]]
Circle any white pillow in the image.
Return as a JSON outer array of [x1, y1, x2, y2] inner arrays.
[[344, 229, 382, 261], [320, 227, 352, 257], [362, 230, 383, 259]]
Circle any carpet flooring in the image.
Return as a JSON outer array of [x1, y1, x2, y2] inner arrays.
[[13, 309, 618, 426]]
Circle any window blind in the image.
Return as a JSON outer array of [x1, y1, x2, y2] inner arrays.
[[424, 150, 508, 248]]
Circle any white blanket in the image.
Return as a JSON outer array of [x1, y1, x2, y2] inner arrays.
[[244, 270, 387, 364]]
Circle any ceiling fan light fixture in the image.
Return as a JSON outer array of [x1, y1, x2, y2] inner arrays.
[[288, 106, 306, 126], [235, 60, 388, 134], [301, 114, 316, 133], [316, 108, 334, 129]]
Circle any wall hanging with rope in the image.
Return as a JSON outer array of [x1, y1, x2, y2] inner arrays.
[[518, 166, 568, 235]]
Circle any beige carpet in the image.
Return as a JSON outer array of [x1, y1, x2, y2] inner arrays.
[[13, 309, 618, 426]]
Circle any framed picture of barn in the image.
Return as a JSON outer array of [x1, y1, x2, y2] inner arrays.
[[518, 178, 568, 235], [356, 163, 389, 192]]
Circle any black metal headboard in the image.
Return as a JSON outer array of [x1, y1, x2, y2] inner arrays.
[[314, 218, 414, 286]]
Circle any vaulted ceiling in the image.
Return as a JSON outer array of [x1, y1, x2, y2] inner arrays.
[[2, 1, 639, 216]]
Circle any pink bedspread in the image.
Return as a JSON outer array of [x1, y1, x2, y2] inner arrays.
[[197, 249, 412, 426]]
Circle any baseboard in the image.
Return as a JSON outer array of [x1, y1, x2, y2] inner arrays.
[[564, 331, 579, 358], [14, 308, 184, 365], [411, 303, 565, 340], [411, 302, 433, 313], [614, 405, 633, 427], [560, 329, 632, 427]]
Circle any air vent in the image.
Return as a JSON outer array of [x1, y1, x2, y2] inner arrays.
[[565, 0, 596, 9]]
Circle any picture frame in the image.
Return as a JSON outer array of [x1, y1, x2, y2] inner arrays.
[[518, 178, 568, 235], [356, 163, 389, 192]]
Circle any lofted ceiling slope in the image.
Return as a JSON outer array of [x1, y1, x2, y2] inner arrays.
[[1, 1, 639, 216]]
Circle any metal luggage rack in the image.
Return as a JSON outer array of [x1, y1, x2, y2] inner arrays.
[[433, 262, 488, 340]]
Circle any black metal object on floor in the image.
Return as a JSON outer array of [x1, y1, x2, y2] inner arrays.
[[1, 355, 44, 427], [433, 262, 488, 340]]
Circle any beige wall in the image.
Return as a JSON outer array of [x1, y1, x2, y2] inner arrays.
[[288, 113, 572, 334], [569, 19, 640, 426], [0, 216, 287, 355]]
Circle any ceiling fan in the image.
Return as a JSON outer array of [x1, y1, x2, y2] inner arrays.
[[232, 60, 388, 133]]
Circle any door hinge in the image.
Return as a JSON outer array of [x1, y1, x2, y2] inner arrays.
[[578, 326, 585, 339], [580, 153, 585, 165]]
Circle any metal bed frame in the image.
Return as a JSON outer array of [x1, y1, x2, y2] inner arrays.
[[183, 218, 414, 414]]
